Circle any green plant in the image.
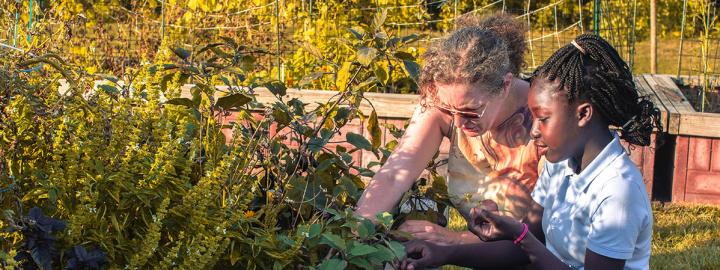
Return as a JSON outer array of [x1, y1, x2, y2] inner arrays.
[[0, 28, 422, 268]]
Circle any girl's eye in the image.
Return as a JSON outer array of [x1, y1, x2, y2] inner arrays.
[[538, 117, 548, 122]]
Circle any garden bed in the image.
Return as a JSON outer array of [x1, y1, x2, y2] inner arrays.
[[639, 74, 720, 204]]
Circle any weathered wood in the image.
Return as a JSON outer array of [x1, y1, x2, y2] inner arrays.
[[634, 76, 669, 131], [688, 137, 712, 171], [641, 135, 656, 199], [686, 170, 720, 195], [676, 112, 720, 137], [672, 136, 690, 202], [712, 139, 720, 172], [181, 85, 419, 119], [684, 193, 720, 204], [643, 74, 682, 134], [652, 74, 696, 113]]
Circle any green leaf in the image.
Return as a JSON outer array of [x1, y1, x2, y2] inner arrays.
[[374, 66, 387, 85], [334, 107, 352, 124], [367, 111, 382, 149], [299, 71, 325, 87], [386, 240, 406, 259], [272, 106, 290, 125], [215, 93, 252, 110], [346, 132, 371, 151], [402, 60, 421, 82], [320, 233, 347, 251], [308, 137, 326, 153], [229, 240, 242, 265], [350, 244, 378, 257], [348, 26, 365, 40], [309, 223, 322, 238], [164, 98, 194, 108], [173, 47, 191, 60], [98, 84, 118, 95], [211, 46, 233, 59], [393, 51, 415, 61], [357, 218, 376, 238], [162, 64, 178, 70], [240, 55, 256, 72], [374, 32, 389, 40], [376, 212, 394, 227], [160, 73, 176, 92], [96, 73, 119, 83], [265, 81, 287, 97], [318, 258, 347, 270], [220, 36, 239, 49], [196, 42, 225, 55], [348, 257, 374, 270], [367, 246, 395, 263], [401, 34, 420, 44], [356, 47, 378, 67]]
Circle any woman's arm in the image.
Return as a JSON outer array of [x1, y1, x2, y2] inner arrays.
[[355, 106, 450, 220]]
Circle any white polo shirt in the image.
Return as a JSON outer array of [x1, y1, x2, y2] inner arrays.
[[531, 133, 652, 270]]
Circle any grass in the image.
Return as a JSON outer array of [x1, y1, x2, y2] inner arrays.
[[440, 202, 720, 270]]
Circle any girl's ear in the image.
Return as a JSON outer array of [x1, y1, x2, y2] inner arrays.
[[576, 102, 593, 128]]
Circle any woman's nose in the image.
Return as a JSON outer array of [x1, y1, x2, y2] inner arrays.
[[454, 114, 467, 128]]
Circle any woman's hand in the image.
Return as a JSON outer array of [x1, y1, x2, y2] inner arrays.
[[397, 239, 452, 270], [467, 200, 525, 242], [397, 220, 463, 245]]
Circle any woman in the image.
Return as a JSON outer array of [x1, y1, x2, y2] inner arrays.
[[355, 13, 544, 245]]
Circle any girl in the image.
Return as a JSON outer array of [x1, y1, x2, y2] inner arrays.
[[400, 34, 662, 270]]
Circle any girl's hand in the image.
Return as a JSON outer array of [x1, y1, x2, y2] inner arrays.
[[396, 239, 451, 270], [467, 200, 525, 242]]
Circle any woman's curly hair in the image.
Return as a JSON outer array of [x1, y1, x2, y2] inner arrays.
[[419, 12, 527, 107]]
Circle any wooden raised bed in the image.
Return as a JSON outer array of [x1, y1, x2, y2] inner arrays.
[[641, 74, 720, 204]]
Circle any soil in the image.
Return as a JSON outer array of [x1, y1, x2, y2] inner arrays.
[[677, 83, 720, 113]]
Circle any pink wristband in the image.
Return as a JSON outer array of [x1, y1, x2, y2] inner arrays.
[[513, 223, 529, 245]]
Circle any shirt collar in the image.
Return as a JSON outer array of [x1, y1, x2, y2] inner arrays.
[[562, 132, 625, 192]]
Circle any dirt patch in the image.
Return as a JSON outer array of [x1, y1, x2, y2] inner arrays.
[[678, 83, 720, 113]]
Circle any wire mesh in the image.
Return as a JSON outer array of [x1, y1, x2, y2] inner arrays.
[[3, 0, 712, 109]]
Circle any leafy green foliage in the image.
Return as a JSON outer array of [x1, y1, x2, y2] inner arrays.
[[0, 36, 408, 269]]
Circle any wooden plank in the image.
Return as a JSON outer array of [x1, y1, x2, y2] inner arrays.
[[653, 74, 696, 113], [688, 137, 712, 171], [685, 170, 720, 195], [684, 193, 720, 204], [713, 139, 720, 172], [181, 85, 419, 119], [676, 112, 720, 137], [641, 134, 657, 198], [643, 74, 681, 134], [634, 76, 669, 131], [672, 136, 690, 202]]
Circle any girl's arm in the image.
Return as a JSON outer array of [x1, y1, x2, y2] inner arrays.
[[469, 207, 626, 270], [355, 106, 450, 220]]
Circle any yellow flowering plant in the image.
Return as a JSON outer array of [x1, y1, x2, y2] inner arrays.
[[0, 15, 425, 268]]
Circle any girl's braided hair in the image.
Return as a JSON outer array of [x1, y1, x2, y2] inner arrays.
[[419, 13, 526, 107], [531, 34, 663, 146]]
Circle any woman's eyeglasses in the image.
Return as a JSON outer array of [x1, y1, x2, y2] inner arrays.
[[435, 103, 487, 122]]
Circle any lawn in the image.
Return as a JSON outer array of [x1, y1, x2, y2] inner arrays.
[[441, 202, 720, 270]]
